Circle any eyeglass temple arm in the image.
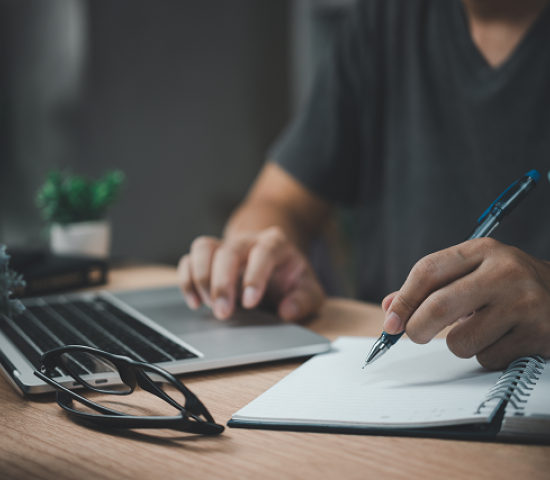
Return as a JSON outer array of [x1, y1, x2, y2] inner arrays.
[[56, 403, 224, 434], [136, 371, 183, 409], [136, 370, 215, 422]]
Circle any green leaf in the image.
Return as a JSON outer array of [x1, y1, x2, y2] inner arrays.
[[36, 169, 125, 225]]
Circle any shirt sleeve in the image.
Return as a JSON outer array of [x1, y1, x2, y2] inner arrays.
[[269, 1, 377, 207]]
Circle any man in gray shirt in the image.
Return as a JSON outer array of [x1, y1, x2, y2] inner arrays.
[[178, 0, 550, 370]]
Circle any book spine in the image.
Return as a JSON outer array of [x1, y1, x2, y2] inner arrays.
[[22, 264, 107, 297], [476, 355, 546, 413]]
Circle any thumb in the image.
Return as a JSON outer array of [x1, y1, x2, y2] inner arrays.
[[383, 289, 415, 334]]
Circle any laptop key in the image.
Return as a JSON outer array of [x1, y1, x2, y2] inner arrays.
[[95, 300, 197, 362], [71, 300, 197, 364], [0, 316, 45, 373], [0, 294, 199, 386]]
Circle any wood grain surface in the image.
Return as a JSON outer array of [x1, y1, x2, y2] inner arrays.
[[0, 265, 548, 480]]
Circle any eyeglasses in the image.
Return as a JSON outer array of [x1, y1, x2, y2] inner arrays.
[[34, 345, 224, 435]]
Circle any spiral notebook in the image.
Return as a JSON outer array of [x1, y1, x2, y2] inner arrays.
[[229, 337, 549, 443]]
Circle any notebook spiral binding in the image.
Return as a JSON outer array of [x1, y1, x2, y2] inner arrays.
[[476, 355, 546, 414]]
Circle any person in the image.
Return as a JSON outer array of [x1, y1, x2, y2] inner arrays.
[[178, 0, 550, 370]]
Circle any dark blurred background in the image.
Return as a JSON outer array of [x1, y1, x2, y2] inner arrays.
[[0, 0, 353, 266]]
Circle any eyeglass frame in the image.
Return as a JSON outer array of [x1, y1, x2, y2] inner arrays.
[[34, 344, 224, 435]]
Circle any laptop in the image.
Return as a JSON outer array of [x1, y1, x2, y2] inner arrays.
[[0, 286, 330, 395]]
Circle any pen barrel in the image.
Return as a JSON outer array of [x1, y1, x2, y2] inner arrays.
[[466, 214, 500, 240], [382, 331, 406, 345], [496, 175, 537, 216], [467, 173, 538, 241]]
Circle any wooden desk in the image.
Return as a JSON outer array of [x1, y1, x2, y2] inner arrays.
[[1, 265, 549, 480]]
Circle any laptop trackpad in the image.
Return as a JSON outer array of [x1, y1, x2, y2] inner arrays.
[[114, 286, 325, 360]]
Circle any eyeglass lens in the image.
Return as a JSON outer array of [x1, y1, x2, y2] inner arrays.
[[59, 352, 188, 416], [59, 351, 131, 393]]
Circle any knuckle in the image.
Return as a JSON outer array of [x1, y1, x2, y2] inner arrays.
[[477, 236, 499, 249], [218, 242, 245, 263], [191, 235, 218, 253], [261, 226, 288, 244], [257, 227, 288, 254], [424, 293, 450, 320], [497, 255, 525, 280], [195, 276, 211, 291], [411, 255, 441, 284], [212, 285, 231, 300], [405, 325, 429, 344], [214, 244, 246, 273], [192, 263, 211, 288], [512, 288, 541, 316], [394, 290, 420, 313], [211, 273, 233, 294], [446, 329, 476, 359], [213, 242, 233, 259], [472, 237, 500, 257], [211, 250, 239, 288], [476, 349, 503, 370]]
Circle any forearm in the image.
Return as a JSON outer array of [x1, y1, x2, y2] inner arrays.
[[224, 200, 314, 251], [223, 162, 331, 252]]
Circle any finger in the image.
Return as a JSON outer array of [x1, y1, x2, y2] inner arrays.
[[385, 239, 491, 334], [241, 228, 292, 309], [405, 267, 501, 343], [445, 305, 516, 360], [189, 236, 221, 307], [381, 292, 398, 313], [210, 239, 252, 319], [177, 255, 201, 309], [277, 270, 325, 322], [467, 312, 550, 370], [474, 326, 548, 371]]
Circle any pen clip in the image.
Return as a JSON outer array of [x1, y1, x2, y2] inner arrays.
[[477, 180, 517, 223], [477, 170, 540, 224]]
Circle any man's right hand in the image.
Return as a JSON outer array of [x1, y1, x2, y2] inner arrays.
[[177, 226, 325, 322]]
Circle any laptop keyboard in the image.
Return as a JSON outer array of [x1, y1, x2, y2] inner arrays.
[[0, 295, 198, 377]]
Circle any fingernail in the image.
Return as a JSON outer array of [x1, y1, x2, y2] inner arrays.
[[280, 301, 298, 321], [383, 312, 404, 334], [214, 297, 231, 319], [185, 292, 200, 310], [242, 286, 259, 308]]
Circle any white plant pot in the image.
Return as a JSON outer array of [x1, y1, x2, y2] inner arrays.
[[50, 220, 111, 259]]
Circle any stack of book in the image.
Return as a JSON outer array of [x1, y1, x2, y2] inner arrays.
[[9, 249, 107, 297]]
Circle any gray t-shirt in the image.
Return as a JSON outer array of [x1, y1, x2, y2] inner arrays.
[[271, 0, 550, 303]]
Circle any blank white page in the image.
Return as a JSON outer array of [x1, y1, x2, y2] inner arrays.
[[232, 337, 503, 428]]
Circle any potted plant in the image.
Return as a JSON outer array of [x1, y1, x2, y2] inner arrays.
[[0, 245, 25, 318], [36, 169, 125, 258]]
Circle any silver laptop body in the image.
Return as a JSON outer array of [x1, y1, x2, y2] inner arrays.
[[0, 286, 330, 395]]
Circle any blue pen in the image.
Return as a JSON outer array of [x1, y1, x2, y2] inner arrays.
[[363, 169, 541, 367]]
